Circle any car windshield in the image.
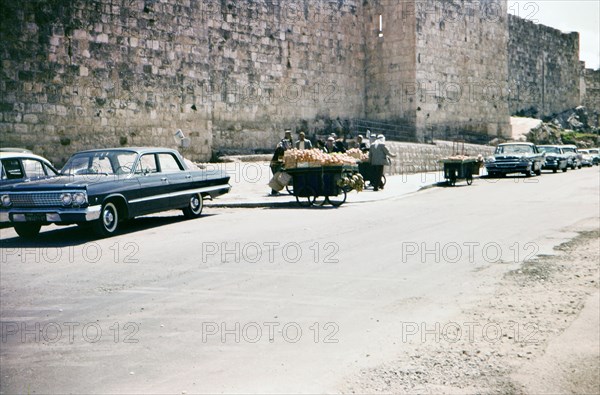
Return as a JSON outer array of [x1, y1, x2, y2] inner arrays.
[[496, 145, 534, 154], [62, 151, 138, 175], [562, 147, 575, 153], [538, 147, 560, 154], [589, 149, 599, 154]]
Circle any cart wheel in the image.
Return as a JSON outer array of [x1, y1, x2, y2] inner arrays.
[[466, 175, 473, 185], [312, 194, 327, 207], [327, 189, 347, 207], [295, 186, 314, 207]]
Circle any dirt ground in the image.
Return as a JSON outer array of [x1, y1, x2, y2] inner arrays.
[[341, 230, 600, 394]]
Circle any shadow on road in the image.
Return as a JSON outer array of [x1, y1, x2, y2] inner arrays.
[[0, 214, 218, 247]]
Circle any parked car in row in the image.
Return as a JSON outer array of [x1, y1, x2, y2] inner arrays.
[[560, 144, 582, 170], [0, 147, 231, 238], [537, 145, 569, 173], [588, 148, 600, 165], [1, 151, 59, 185], [484, 142, 545, 177], [578, 149, 595, 167]]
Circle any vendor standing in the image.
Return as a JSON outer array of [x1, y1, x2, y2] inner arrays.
[[369, 134, 396, 191], [356, 135, 369, 152], [324, 136, 346, 153], [295, 131, 312, 150], [269, 130, 293, 195]]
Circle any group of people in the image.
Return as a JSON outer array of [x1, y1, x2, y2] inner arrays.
[[270, 130, 395, 194]]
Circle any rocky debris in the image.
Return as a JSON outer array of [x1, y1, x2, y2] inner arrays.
[[526, 122, 564, 145], [543, 106, 598, 133], [521, 106, 599, 147]]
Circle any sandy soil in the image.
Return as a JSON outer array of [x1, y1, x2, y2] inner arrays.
[[341, 230, 600, 394]]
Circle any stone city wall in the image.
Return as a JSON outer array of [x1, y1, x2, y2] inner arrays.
[[581, 68, 600, 116], [0, 0, 366, 164], [414, 0, 510, 139], [0, 0, 591, 165], [508, 13, 581, 118]]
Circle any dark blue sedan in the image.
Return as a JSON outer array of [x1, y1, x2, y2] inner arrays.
[[0, 148, 231, 238]]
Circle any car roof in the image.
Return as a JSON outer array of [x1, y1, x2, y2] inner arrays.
[[0, 151, 54, 164], [537, 145, 560, 147], [498, 142, 535, 146], [0, 147, 33, 153], [74, 147, 181, 155]]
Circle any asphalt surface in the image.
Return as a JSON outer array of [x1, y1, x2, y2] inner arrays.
[[0, 166, 598, 394]]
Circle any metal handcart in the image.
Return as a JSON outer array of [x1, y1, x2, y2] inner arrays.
[[441, 158, 479, 186]]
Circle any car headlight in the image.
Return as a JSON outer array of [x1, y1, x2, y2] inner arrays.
[[1, 195, 11, 207], [72, 192, 87, 206], [485, 156, 496, 163], [60, 193, 73, 206]]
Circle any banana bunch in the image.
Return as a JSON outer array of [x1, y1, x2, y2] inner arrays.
[[337, 173, 365, 192]]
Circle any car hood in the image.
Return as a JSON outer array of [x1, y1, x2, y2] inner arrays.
[[0, 175, 129, 192]]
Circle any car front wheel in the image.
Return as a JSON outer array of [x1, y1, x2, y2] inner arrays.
[[93, 202, 119, 237], [183, 193, 203, 219], [14, 223, 42, 239]]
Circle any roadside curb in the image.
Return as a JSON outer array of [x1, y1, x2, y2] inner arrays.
[[205, 180, 442, 209]]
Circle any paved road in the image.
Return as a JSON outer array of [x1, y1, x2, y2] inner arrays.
[[1, 167, 598, 393]]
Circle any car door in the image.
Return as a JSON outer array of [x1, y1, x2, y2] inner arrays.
[[130, 153, 171, 215], [156, 152, 192, 209]]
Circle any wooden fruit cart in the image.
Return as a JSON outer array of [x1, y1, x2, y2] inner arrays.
[[440, 158, 480, 186], [285, 165, 358, 207]]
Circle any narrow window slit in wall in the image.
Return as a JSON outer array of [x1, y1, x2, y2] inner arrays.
[[379, 15, 383, 37]]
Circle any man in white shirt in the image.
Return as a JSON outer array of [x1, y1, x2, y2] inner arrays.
[[295, 132, 312, 150]]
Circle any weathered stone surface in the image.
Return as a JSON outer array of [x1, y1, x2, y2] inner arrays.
[[385, 140, 494, 175], [508, 14, 581, 118], [0, 0, 590, 165]]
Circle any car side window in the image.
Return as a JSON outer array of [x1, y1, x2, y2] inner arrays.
[[158, 153, 183, 172], [1, 159, 24, 179], [22, 159, 47, 178], [137, 154, 158, 174]]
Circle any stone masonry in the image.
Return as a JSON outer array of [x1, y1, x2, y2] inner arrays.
[[508, 14, 581, 118], [0, 1, 595, 165]]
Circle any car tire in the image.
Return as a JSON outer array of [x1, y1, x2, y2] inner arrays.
[[182, 193, 203, 219], [535, 167, 542, 176], [14, 223, 42, 239], [93, 201, 119, 237], [553, 169, 557, 173], [562, 167, 568, 172]]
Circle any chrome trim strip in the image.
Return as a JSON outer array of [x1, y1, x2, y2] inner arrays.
[[128, 184, 231, 204], [4, 190, 85, 195]]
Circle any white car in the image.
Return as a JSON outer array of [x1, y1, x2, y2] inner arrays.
[[579, 150, 594, 167], [0, 151, 59, 185]]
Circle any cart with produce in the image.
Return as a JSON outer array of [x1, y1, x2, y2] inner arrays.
[[439, 141, 483, 186], [282, 149, 364, 207], [285, 165, 359, 207]]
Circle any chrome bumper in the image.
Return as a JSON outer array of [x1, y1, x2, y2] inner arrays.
[[0, 206, 101, 223]]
